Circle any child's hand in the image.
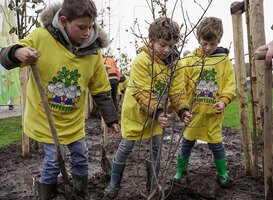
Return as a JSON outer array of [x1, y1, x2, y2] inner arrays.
[[182, 111, 192, 126], [213, 101, 226, 114], [157, 112, 173, 129], [14, 47, 39, 64], [110, 123, 120, 138]]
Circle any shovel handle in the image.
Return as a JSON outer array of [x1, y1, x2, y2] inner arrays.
[[30, 64, 70, 183]]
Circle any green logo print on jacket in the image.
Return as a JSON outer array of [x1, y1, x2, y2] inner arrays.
[[46, 66, 82, 112], [154, 78, 168, 105], [194, 68, 219, 105]]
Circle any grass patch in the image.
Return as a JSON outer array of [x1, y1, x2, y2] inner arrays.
[[223, 88, 273, 130], [223, 98, 241, 130], [0, 116, 22, 148]]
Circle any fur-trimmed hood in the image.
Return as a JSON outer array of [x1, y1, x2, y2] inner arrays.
[[40, 3, 109, 56]]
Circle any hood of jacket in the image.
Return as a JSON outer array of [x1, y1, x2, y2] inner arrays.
[[139, 44, 180, 66], [39, 3, 109, 56], [191, 46, 229, 58]]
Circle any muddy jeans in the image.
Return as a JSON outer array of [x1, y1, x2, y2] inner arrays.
[[114, 134, 162, 163], [39, 138, 88, 184], [179, 137, 226, 159]]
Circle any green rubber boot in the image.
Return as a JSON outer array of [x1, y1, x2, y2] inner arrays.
[[214, 158, 230, 187], [174, 156, 189, 181]]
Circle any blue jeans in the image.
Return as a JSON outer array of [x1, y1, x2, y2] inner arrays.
[[178, 137, 225, 159], [114, 134, 162, 163], [39, 138, 88, 184]]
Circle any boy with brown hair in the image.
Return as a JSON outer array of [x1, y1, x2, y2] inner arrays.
[[0, 0, 119, 199], [174, 17, 236, 187], [104, 17, 192, 198]]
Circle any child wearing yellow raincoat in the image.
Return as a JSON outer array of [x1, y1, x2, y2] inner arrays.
[[174, 17, 236, 188], [104, 17, 192, 198]]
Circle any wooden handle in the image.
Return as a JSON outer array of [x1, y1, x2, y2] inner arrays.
[[30, 64, 70, 183], [31, 64, 60, 146]]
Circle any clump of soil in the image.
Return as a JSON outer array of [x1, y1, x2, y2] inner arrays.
[[0, 117, 264, 199]]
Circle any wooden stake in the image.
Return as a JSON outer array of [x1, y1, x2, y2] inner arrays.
[[230, 1, 253, 175], [253, 50, 273, 199]]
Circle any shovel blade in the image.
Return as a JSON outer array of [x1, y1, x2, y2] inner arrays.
[[101, 148, 111, 175]]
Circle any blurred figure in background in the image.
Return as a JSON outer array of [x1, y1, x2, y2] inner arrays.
[[103, 55, 121, 111]]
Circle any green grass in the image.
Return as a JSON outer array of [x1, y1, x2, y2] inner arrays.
[[223, 98, 242, 130], [0, 116, 22, 148], [224, 88, 273, 130]]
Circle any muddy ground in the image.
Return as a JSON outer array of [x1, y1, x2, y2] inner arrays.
[[0, 115, 265, 200]]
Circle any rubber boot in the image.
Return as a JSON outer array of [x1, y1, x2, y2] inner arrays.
[[214, 158, 230, 187], [174, 156, 189, 181], [146, 160, 160, 192], [104, 161, 126, 199], [38, 182, 57, 200], [72, 175, 89, 199]]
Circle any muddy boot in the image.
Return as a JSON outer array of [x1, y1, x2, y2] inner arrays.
[[214, 158, 231, 188], [72, 175, 89, 199], [146, 160, 160, 192], [38, 182, 57, 200], [174, 156, 189, 181], [104, 161, 125, 199]]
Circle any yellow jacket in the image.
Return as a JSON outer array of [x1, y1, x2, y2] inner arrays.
[[118, 75, 129, 94], [18, 28, 111, 144], [121, 45, 190, 140], [182, 47, 236, 143]]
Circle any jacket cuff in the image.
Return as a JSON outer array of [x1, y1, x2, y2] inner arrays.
[[178, 108, 189, 120], [153, 108, 164, 121], [106, 120, 119, 127], [10, 44, 24, 63], [219, 96, 231, 106], [0, 44, 23, 70]]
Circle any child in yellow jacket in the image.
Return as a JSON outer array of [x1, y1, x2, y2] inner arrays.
[[174, 17, 236, 187], [104, 17, 192, 198], [0, 0, 120, 199]]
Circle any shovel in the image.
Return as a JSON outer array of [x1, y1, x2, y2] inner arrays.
[[30, 64, 75, 199], [100, 117, 111, 175]]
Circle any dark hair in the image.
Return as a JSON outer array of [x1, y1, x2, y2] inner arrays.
[[148, 17, 181, 44], [60, 0, 97, 22], [196, 17, 223, 42]]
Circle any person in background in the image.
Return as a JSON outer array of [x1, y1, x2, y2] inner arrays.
[[256, 40, 273, 66], [174, 17, 236, 188], [7, 97, 14, 110], [104, 17, 192, 199], [117, 73, 129, 108], [103, 55, 121, 111], [0, 0, 120, 199]]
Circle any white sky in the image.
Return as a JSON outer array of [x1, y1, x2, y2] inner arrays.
[[47, 0, 272, 64]]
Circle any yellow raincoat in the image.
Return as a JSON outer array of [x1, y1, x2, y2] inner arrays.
[[182, 47, 236, 143], [121, 45, 190, 140], [18, 28, 111, 144]]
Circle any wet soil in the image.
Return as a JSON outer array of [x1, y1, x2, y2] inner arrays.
[[0, 116, 265, 200]]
